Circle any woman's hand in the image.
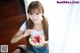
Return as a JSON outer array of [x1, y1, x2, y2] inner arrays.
[[23, 29, 32, 37], [42, 41, 48, 44]]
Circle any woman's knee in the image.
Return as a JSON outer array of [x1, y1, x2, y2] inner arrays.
[[17, 45, 26, 50], [13, 45, 26, 53], [13, 49, 20, 53]]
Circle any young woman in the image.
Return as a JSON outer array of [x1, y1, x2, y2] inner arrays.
[[11, 1, 48, 53]]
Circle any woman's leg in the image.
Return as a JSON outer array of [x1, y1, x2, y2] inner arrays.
[[12, 49, 20, 53], [25, 46, 35, 53], [12, 45, 26, 53], [32, 46, 48, 53]]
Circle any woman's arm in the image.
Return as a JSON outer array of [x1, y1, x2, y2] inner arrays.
[[43, 41, 48, 47], [11, 29, 31, 44], [43, 41, 48, 44], [11, 30, 24, 43]]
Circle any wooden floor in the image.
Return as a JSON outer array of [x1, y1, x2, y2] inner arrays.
[[0, 0, 27, 53]]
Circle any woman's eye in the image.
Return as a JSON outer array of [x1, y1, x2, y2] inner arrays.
[[36, 13, 39, 15]]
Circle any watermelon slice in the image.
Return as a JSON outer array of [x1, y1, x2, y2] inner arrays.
[[29, 35, 44, 47]]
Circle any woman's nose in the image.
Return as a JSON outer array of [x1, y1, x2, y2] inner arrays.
[[33, 15, 37, 19]]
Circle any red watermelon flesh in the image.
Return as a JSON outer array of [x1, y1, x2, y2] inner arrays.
[[32, 35, 42, 43]]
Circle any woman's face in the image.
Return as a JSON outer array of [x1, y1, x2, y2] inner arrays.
[[29, 9, 43, 24]]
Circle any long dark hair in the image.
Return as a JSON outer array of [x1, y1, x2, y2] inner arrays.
[[26, 1, 48, 47]]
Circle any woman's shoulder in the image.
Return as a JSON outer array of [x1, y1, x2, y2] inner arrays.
[[20, 21, 27, 32]]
